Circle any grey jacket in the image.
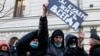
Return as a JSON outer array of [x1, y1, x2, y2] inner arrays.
[[46, 42, 65, 56]]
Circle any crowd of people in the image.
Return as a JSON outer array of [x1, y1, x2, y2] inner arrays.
[[0, 3, 100, 56]]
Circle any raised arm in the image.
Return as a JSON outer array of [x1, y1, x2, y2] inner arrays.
[[38, 3, 48, 50]]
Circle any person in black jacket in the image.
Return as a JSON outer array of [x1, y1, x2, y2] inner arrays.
[[42, 2, 65, 56], [16, 4, 48, 56], [46, 29, 65, 56], [64, 32, 89, 56], [9, 37, 19, 56], [89, 33, 100, 56]]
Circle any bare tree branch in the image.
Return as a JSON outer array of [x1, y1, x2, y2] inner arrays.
[[0, 0, 6, 12], [0, 7, 14, 18]]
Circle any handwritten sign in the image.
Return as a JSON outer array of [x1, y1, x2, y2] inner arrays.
[[47, 0, 88, 30]]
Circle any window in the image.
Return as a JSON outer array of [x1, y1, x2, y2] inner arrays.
[[13, 0, 26, 17], [82, 0, 100, 10]]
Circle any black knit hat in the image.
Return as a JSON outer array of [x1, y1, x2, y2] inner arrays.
[[52, 29, 64, 38], [90, 33, 100, 41]]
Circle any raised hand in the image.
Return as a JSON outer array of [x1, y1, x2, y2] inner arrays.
[[78, 32, 85, 48], [42, 3, 48, 17]]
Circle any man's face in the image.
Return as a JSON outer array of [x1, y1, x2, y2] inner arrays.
[[54, 36, 63, 44], [30, 39, 39, 48], [1, 45, 8, 51], [31, 39, 39, 44], [89, 38, 96, 46]]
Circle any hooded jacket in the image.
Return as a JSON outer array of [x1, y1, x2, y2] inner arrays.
[[65, 34, 78, 48], [16, 16, 48, 56], [46, 29, 65, 56], [64, 34, 89, 56]]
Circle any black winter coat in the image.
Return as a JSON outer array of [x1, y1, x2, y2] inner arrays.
[[64, 34, 89, 56], [64, 47, 89, 56], [89, 45, 100, 56], [0, 50, 12, 56], [16, 16, 48, 56], [10, 46, 17, 56]]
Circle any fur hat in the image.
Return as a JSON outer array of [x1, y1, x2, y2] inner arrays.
[[90, 33, 100, 41]]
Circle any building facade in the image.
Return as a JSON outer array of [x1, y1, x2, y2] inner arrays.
[[0, 0, 100, 52]]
